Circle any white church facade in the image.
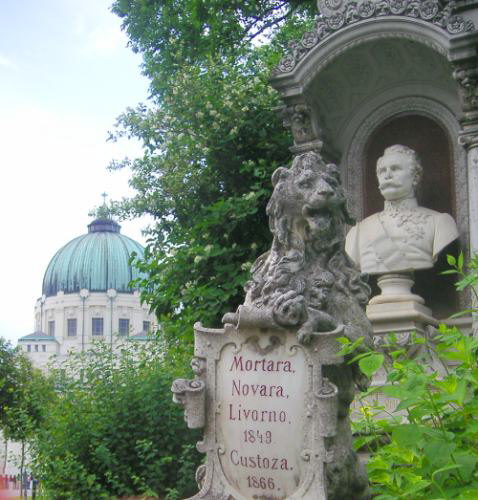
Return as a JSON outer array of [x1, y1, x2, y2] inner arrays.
[[17, 218, 155, 369]]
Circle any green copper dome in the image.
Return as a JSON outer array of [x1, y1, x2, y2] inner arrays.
[[42, 219, 145, 297]]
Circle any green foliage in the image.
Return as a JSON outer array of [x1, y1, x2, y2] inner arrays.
[[0, 339, 53, 442], [0, 337, 18, 427], [31, 341, 201, 499], [346, 254, 478, 499], [111, 0, 315, 96], [107, 1, 316, 357], [443, 251, 478, 317]]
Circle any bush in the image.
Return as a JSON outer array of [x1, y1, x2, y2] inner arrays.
[[345, 254, 478, 499], [31, 341, 201, 499]]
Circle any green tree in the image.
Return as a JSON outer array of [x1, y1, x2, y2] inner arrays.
[[0, 338, 18, 428], [0, 339, 54, 496], [31, 340, 201, 499], [112, 0, 315, 95], [108, 0, 316, 357]]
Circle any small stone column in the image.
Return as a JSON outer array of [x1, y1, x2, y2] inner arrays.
[[459, 133, 478, 336], [460, 135, 478, 256], [451, 37, 478, 335], [366, 272, 437, 339]]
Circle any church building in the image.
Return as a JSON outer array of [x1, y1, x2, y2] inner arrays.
[[17, 217, 155, 369]]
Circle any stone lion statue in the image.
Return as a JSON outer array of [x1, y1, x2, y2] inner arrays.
[[223, 151, 372, 499]]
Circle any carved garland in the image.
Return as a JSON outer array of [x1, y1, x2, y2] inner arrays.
[[274, 0, 474, 75]]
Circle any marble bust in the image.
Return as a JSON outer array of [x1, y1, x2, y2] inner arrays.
[[345, 145, 459, 275]]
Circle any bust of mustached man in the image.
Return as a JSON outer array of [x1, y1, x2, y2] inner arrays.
[[345, 145, 459, 275]]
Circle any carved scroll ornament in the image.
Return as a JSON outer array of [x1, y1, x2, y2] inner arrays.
[[171, 378, 206, 429], [274, 0, 474, 75]]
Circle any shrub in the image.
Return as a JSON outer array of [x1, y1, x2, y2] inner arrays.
[[31, 341, 201, 499]]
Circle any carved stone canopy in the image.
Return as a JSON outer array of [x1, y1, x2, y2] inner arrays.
[[269, 0, 476, 320], [274, 1, 474, 76]]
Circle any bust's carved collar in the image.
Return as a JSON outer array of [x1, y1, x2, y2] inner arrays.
[[383, 198, 418, 213]]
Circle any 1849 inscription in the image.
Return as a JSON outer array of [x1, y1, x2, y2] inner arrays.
[[217, 334, 307, 498]]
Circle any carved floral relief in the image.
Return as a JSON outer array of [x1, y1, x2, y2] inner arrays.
[[274, 0, 474, 75]]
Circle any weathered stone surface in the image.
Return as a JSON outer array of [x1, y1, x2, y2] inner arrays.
[[173, 152, 372, 499], [275, 0, 475, 75], [234, 152, 371, 349], [186, 325, 344, 499]]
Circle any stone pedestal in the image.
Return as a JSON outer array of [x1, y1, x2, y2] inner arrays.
[[173, 323, 345, 500], [367, 273, 438, 337], [367, 300, 437, 336]]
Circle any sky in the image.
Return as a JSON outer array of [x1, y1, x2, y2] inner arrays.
[[0, 0, 152, 343]]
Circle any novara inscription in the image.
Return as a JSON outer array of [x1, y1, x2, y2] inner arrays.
[[217, 336, 307, 498], [231, 380, 287, 398]]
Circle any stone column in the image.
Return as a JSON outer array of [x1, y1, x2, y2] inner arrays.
[[451, 33, 478, 335], [462, 138, 478, 255], [459, 130, 478, 337], [454, 71, 478, 254]]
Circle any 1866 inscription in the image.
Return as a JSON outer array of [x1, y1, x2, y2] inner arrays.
[[217, 334, 308, 499]]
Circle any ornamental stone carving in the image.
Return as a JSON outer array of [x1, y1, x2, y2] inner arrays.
[[453, 66, 478, 115], [171, 378, 206, 429], [274, 0, 474, 75], [225, 152, 371, 345], [345, 145, 459, 340], [281, 104, 324, 153], [223, 151, 372, 498], [173, 151, 372, 499]]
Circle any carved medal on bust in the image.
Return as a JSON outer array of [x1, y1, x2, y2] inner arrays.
[[379, 207, 432, 242]]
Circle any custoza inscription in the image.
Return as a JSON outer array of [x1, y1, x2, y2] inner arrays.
[[217, 339, 307, 498]]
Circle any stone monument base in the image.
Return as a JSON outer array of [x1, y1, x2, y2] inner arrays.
[[366, 299, 437, 337], [366, 272, 438, 338], [173, 323, 349, 500]]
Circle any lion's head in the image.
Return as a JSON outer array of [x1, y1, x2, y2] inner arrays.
[[244, 151, 369, 329], [266, 152, 354, 252]]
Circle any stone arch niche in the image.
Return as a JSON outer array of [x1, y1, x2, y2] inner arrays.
[[345, 96, 468, 316], [358, 111, 462, 317], [271, 3, 478, 327]]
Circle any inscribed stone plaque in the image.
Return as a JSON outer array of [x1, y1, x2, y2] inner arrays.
[[172, 323, 344, 499], [216, 334, 308, 498]]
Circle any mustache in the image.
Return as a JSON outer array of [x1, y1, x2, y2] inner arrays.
[[379, 181, 400, 188]]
